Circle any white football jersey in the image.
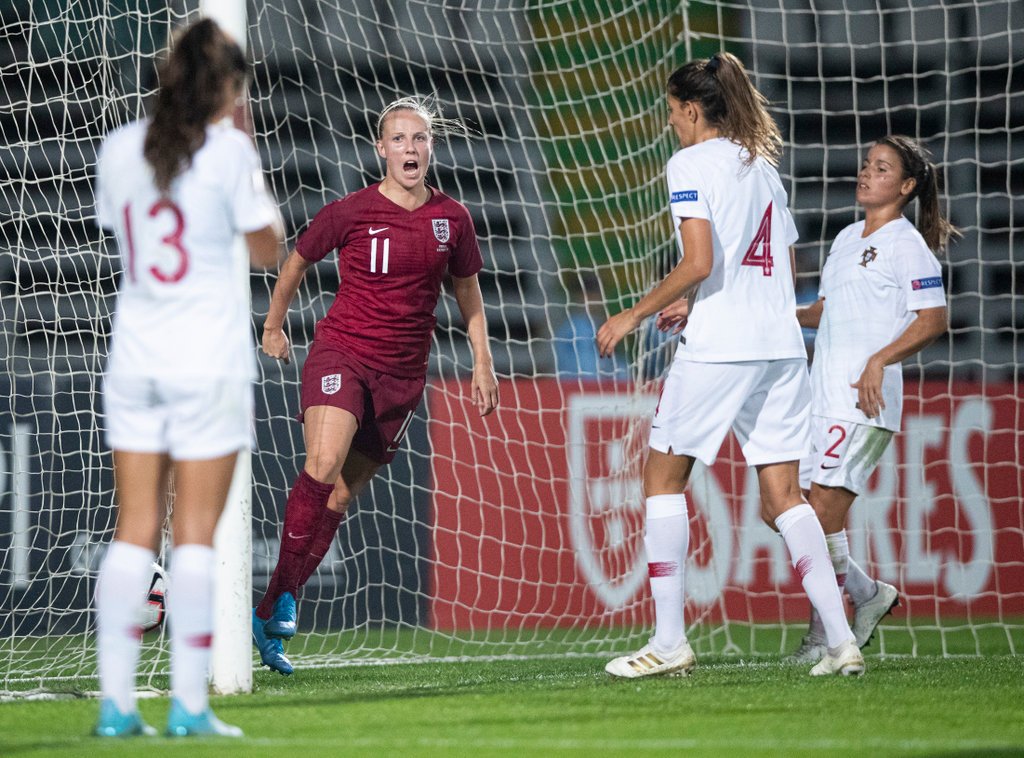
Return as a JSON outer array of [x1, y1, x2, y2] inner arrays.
[[811, 217, 946, 431], [666, 137, 803, 362], [96, 119, 278, 381]]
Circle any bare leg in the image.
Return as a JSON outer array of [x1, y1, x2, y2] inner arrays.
[[257, 405, 359, 617], [111, 450, 172, 550], [809, 482, 857, 535], [170, 452, 238, 546]]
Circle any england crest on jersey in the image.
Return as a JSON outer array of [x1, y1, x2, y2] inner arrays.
[[432, 219, 450, 243], [321, 373, 341, 395]]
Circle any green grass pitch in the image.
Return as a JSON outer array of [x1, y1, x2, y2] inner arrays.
[[2, 625, 1022, 756]]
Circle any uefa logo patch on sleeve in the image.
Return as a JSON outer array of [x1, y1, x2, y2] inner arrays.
[[322, 373, 341, 395], [911, 277, 942, 290], [670, 190, 698, 202]]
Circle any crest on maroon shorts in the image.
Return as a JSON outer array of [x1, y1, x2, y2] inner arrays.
[[321, 373, 341, 395], [432, 219, 450, 243]]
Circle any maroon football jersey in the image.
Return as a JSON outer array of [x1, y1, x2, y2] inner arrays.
[[295, 183, 483, 377]]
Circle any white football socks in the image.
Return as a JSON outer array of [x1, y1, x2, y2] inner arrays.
[[825, 530, 850, 589], [96, 540, 155, 714], [806, 530, 852, 640], [843, 556, 878, 605], [168, 544, 216, 715], [644, 494, 689, 655], [775, 504, 853, 649]]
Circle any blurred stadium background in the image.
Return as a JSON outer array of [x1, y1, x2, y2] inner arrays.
[[1, 0, 1020, 695]]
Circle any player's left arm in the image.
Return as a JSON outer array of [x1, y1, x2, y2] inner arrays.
[[797, 297, 824, 329], [451, 273, 499, 416], [851, 305, 947, 418]]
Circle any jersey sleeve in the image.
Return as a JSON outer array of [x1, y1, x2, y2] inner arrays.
[[448, 205, 484, 278], [892, 231, 946, 310], [774, 170, 798, 243], [295, 199, 347, 263], [94, 137, 115, 230], [818, 226, 851, 299], [227, 134, 279, 234], [781, 205, 799, 247], [666, 152, 710, 221]]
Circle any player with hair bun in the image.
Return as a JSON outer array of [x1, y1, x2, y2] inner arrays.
[[93, 17, 283, 738], [789, 135, 955, 663], [252, 95, 499, 675], [598, 52, 863, 678]]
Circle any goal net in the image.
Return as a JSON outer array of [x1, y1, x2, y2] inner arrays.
[[2, 0, 1021, 696]]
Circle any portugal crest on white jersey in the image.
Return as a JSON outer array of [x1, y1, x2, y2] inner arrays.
[[432, 218, 450, 243]]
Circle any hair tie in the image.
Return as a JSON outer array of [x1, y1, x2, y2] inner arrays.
[[707, 54, 721, 74]]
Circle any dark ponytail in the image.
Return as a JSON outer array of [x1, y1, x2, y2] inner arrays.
[[876, 135, 961, 252], [144, 18, 247, 194], [667, 52, 782, 166]]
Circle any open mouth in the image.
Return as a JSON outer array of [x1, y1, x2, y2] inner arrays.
[[403, 160, 419, 172]]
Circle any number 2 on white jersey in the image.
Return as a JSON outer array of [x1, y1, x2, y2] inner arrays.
[[741, 201, 774, 277]]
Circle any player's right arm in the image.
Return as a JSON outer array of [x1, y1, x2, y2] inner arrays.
[[851, 304, 946, 419], [597, 217, 713, 357], [226, 130, 285, 269], [263, 198, 346, 363], [262, 250, 313, 364], [246, 220, 285, 269]]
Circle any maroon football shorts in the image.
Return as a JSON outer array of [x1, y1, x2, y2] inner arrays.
[[299, 341, 425, 464]]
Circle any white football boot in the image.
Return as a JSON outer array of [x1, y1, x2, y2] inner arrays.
[[605, 641, 696, 678], [809, 639, 865, 677], [852, 581, 899, 648]]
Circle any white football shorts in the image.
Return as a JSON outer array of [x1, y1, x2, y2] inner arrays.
[[649, 357, 811, 466], [798, 415, 893, 494], [103, 374, 253, 459]]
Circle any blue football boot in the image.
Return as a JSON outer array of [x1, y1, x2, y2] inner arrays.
[[263, 592, 297, 639], [93, 698, 157, 737], [166, 697, 243, 737], [252, 608, 294, 675]]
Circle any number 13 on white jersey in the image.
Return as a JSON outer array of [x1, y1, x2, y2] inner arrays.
[[122, 199, 191, 284]]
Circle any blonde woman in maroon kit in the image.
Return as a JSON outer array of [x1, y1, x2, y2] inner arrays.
[[252, 96, 499, 675]]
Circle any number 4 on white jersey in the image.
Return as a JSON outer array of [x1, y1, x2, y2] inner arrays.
[[741, 201, 774, 277]]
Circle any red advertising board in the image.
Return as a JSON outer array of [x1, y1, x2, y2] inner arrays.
[[427, 380, 1023, 629]]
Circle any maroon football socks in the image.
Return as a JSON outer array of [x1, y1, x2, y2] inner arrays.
[[256, 469, 334, 619], [298, 507, 346, 588]]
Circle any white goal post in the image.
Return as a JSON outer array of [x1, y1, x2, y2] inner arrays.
[[203, 0, 255, 698], [1, 0, 1021, 698]]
